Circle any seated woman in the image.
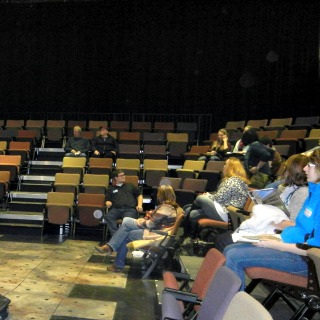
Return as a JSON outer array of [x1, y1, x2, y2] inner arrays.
[[199, 128, 232, 161], [183, 157, 249, 239], [223, 149, 320, 291], [95, 185, 179, 272], [215, 153, 309, 252]]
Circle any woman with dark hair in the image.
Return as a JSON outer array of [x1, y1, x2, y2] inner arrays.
[[223, 149, 320, 291], [242, 129, 275, 187]]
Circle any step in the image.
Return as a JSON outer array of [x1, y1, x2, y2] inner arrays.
[[35, 148, 65, 161], [10, 191, 48, 201], [0, 211, 44, 228], [8, 201, 45, 213], [27, 161, 62, 175], [20, 183, 53, 193]]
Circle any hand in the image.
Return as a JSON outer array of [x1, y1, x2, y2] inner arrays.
[[250, 166, 259, 174], [136, 206, 143, 213], [223, 135, 228, 142], [253, 239, 282, 250], [94, 150, 100, 155], [136, 218, 145, 227], [106, 201, 112, 208]]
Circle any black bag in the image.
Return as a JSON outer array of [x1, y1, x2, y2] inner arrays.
[[0, 294, 10, 320]]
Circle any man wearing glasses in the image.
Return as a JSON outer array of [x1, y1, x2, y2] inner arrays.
[[104, 169, 143, 237]]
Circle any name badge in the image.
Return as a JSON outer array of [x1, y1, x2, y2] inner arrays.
[[304, 208, 312, 218], [113, 190, 118, 193]]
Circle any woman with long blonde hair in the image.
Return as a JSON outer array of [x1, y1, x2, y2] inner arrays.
[[183, 157, 249, 239]]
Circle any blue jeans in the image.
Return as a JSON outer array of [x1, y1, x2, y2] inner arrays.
[[106, 207, 138, 236], [107, 217, 144, 268], [191, 194, 225, 221], [223, 243, 308, 291], [65, 152, 87, 157]]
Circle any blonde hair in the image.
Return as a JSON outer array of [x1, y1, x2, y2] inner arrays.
[[211, 128, 228, 149], [223, 157, 249, 184], [73, 126, 82, 133], [157, 185, 178, 208]]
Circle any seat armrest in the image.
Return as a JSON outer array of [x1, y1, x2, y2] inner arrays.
[[164, 271, 193, 282], [236, 209, 251, 216], [163, 288, 201, 305]]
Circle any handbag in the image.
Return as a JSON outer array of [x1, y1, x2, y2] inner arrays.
[[250, 171, 270, 189]]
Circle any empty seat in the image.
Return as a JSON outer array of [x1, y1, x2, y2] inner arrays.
[[7, 141, 31, 164], [5, 119, 25, 137], [257, 130, 279, 140], [83, 174, 109, 194], [131, 121, 152, 133], [53, 173, 81, 197], [117, 144, 141, 159], [304, 129, 320, 150], [153, 121, 174, 133], [288, 116, 320, 131], [45, 192, 75, 236], [74, 193, 107, 239], [116, 158, 141, 176], [143, 144, 167, 160], [0, 171, 10, 209], [275, 129, 308, 155], [166, 133, 189, 160], [110, 120, 130, 132], [246, 119, 268, 130], [176, 122, 198, 143], [88, 157, 113, 175], [118, 131, 141, 144], [0, 154, 22, 182], [225, 120, 246, 131], [61, 157, 87, 177], [183, 145, 210, 160], [176, 160, 206, 180], [142, 132, 165, 145], [198, 160, 224, 192], [25, 120, 45, 141], [45, 120, 66, 147], [143, 159, 168, 187]]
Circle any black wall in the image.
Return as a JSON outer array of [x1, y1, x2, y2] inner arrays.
[[0, 1, 319, 127]]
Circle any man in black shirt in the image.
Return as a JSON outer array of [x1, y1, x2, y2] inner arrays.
[[91, 126, 118, 159], [105, 169, 143, 236]]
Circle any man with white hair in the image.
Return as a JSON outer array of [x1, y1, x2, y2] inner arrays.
[[64, 125, 90, 157]]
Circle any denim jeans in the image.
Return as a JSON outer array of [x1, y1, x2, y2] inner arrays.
[[191, 194, 225, 221], [106, 207, 138, 236], [107, 217, 144, 268], [223, 243, 308, 290]]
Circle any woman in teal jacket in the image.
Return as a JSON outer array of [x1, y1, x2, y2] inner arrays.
[[223, 148, 320, 290]]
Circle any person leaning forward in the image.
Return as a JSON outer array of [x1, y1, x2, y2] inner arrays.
[[105, 169, 143, 236]]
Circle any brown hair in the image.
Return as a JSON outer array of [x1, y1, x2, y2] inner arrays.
[[223, 157, 249, 184], [283, 154, 308, 186], [309, 149, 320, 183], [157, 185, 179, 208]]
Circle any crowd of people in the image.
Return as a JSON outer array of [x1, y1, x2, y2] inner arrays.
[[68, 123, 320, 302]]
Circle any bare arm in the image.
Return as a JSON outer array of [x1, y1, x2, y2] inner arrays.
[[254, 240, 307, 256]]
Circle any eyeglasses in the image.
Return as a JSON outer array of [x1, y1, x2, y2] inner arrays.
[[307, 162, 316, 167], [118, 174, 126, 177]]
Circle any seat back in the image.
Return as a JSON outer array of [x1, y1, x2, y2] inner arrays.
[[83, 174, 109, 193], [117, 144, 141, 159], [307, 128, 320, 139], [88, 157, 113, 175], [67, 120, 87, 137], [143, 132, 165, 145], [246, 119, 268, 129], [118, 131, 141, 144], [278, 129, 307, 139], [78, 192, 105, 206], [5, 119, 25, 129], [221, 292, 272, 320], [116, 158, 141, 176], [294, 116, 320, 126], [268, 117, 293, 127], [0, 141, 7, 154], [257, 130, 279, 140], [191, 248, 226, 298], [131, 121, 152, 133], [154, 121, 174, 133], [0, 171, 10, 192], [8, 141, 31, 151], [197, 266, 241, 320], [225, 120, 245, 131], [159, 177, 182, 189], [182, 160, 205, 171], [62, 157, 87, 176], [25, 120, 45, 140], [143, 159, 168, 187], [205, 160, 225, 172], [143, 144, 167, 159], [182, 178, 207, 192], [88, 120, 108, 132], [125, 175, 139, 187], [110, 121, 130, 132], [54, 173, 80, 195]]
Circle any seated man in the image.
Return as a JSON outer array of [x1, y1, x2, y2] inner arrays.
[[64, 126, 90, 157], [91, 125, 118, 159], [105, 169, 143, 236]]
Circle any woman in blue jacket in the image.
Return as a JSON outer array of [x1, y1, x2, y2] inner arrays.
[[223, 148, 320, 290]]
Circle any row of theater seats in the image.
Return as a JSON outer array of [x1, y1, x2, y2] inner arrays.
[[0, 119, 199, 146]]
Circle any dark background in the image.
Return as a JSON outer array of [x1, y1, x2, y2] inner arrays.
[[0, 0, 319, 129]]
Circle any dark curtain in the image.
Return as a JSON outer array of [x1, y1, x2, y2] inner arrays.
[[0, 1, 319, 127]]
